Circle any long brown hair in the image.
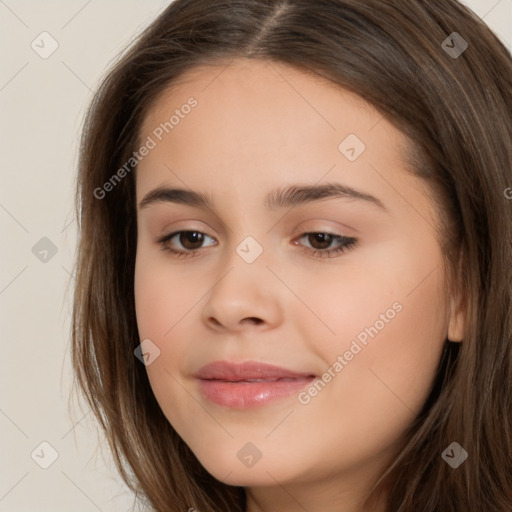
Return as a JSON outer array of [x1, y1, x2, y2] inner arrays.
[[71, 1, 512, 510]]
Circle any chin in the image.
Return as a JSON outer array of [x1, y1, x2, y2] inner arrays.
[[189, 444, 296, 487]]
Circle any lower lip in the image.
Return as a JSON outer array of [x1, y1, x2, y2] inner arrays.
[[197, 377, 315, 409]]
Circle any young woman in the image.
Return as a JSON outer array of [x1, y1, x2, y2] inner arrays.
[[71, 1, 512, 510]]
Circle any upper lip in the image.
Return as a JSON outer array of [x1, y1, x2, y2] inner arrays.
[[194, 360, 316, 381]]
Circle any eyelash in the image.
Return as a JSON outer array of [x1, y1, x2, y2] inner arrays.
[[156, 230, 358, 260]]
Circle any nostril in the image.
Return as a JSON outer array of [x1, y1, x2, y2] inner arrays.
[[245, 317, 263, 325], [209, 317, 222, 327]]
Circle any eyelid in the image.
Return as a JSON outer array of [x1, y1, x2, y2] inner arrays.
[[156, 227, 358, 261], [292, 220, 358, 238], [157, 223, 351, 246]]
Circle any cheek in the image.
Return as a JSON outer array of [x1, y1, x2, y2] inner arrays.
[[311, 258, 447, 422], [134, 254, 201, 430], [285, 266, 447, 474], [314, 235, 447, 369], [134, 247, 197, 343], [134, 250, 195, 387]]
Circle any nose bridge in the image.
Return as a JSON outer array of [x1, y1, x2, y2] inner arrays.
[[200, 229, 283, 330], [216, 199, 272, 268], [216, 231, 270, 295], [234, 234, 266, 266]]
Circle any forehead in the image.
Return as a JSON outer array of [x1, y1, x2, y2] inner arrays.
[[137, 58, 410, 171], [134, 59, 435, 222], [139, 58, 388, 143]]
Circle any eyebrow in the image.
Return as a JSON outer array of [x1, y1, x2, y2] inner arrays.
[[138, 182, 387, 213]]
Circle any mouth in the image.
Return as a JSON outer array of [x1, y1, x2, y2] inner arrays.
[[194, 360, 317, 409]]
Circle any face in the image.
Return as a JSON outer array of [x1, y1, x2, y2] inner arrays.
[[134, 58, 464, 510]]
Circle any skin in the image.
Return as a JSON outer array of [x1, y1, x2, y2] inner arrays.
[[134, 58, 465, 512]]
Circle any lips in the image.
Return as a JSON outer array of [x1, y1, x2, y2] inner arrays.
[[194, 361, 316, 409]]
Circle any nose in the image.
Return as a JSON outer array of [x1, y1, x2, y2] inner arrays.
[[200, 245, 284, 333]]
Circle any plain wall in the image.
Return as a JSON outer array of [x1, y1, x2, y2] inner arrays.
[[0, 1, 510, 510]]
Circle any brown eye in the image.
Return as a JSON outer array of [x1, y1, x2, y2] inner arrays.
[[157, 230, 216, 258], [178, 231, 205, 250], [306, 233, 334, 250], [295, 232, 358, 259]]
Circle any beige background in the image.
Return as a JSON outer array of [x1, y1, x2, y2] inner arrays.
[[0, 1, 510, 511]]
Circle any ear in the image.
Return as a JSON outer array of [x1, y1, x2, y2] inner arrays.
[[447, 249, 465, 342]]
